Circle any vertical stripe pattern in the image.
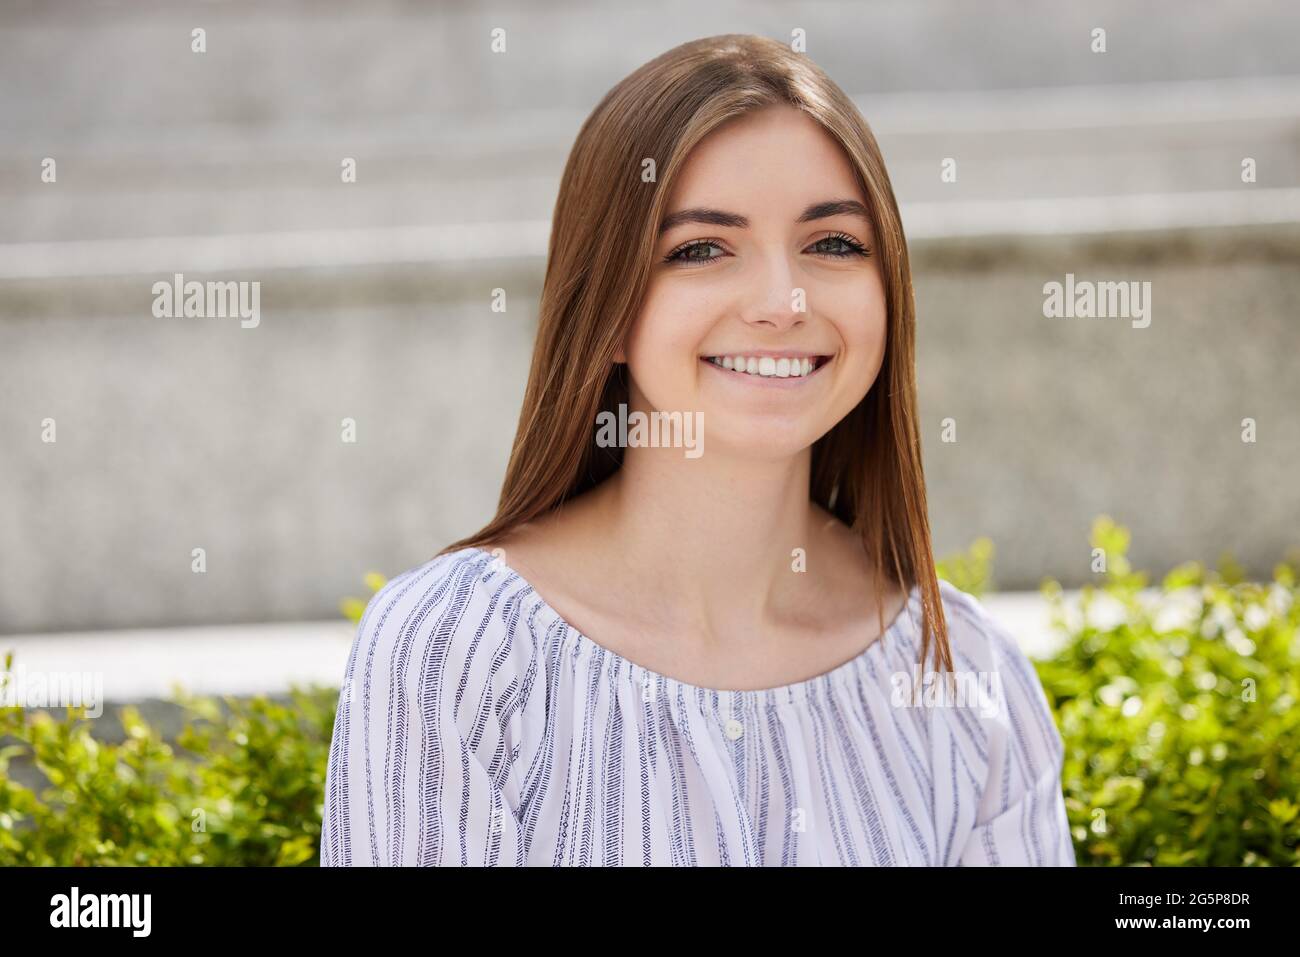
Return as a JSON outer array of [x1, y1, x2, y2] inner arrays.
[[320, 547, 1075, 866]]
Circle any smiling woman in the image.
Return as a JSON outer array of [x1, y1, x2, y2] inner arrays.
[[321, 33, 1074, 867]]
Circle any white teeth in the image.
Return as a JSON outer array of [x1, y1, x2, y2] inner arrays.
[[705, 355, 822, 378]]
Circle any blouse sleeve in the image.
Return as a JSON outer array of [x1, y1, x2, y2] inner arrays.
[[952, 601, 1076, 867], [320, 552, 540, 866]]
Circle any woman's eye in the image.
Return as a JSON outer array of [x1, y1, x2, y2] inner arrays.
[[808, 234, 868, 257], [665, 241, 726, 264], [664, 234, 869, 265]]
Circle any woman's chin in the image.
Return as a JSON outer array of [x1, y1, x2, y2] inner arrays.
[[703, 424, 824, 462]]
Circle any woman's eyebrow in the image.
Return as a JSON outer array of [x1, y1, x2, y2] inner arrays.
[[658, 198, 869, 235]]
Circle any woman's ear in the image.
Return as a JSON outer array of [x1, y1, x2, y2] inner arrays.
[[613, 342, 627, 363]]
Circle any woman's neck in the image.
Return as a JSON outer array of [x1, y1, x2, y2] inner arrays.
[[591, 442, 824, 636]]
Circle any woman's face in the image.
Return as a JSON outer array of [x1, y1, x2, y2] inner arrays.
[[621, 104, 888, 462]]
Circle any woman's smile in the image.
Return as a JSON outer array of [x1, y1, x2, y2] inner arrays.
[[700, 351, 834, 386]]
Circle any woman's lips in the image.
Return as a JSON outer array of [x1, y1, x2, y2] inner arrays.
[[699, 353, 833, 384]]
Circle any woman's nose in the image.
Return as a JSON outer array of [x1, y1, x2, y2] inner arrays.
[[740, 251, 805, 331]]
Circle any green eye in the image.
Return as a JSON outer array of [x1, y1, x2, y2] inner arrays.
[[809, 233, 870, 258], [665, 240, 727, 264]]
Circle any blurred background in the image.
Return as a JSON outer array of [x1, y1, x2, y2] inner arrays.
[[1, 0, 1298, 686]]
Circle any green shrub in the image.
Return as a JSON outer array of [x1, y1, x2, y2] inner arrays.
[[1030, 516, 1299, 866], [1, 523, 1295, 865], [0, 668, 337, 866]]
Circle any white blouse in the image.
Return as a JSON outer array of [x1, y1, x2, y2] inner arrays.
[[321, 546, 1075, 866]]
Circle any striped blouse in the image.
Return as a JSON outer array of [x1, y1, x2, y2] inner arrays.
[[320, 546, 1075, 866]]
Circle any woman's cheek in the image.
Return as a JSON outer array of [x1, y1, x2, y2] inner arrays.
[[823, 289, 887, 400], [624, 311, 691, 410], [631, 289, 713, 395]]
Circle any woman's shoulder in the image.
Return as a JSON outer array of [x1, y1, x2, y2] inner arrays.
[[929, 580, 1041, 681], [922, 580, 1062, 752], [325, 547, 552, 865], [923, 581, 1073, 865], [346, 546, 550, 702], [899, 581, 1074, 866]]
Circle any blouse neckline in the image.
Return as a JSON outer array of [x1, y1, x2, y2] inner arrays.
[[464, 546, 921, 707]]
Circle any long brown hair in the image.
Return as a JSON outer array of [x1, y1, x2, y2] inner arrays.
[[443, 34, 952, 674]]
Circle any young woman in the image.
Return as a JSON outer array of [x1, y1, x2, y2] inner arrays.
[[321, 34, 1074, 867]]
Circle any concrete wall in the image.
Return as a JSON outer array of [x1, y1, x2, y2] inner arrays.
[[2, 0, 1298, 631]]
